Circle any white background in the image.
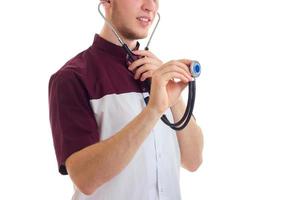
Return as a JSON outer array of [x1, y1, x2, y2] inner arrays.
[[0, 0, 299, 199]]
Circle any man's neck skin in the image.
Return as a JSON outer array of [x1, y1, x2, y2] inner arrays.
[[99, 24, 138, 50]]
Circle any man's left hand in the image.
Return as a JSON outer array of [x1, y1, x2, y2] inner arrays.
[[127, 50, 163, 81]]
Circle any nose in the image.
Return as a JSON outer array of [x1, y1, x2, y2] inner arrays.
[[141, 0, 157, 13]]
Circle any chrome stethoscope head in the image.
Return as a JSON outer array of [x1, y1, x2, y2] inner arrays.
[[97, 1, 161, 51]]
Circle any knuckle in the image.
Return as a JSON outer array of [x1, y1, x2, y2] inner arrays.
[[148, 51, 154, 56], [141, 72, 148, 80], [135, 70, 141, 75], [145, 63, 152, 69], [148, 71, 154, 77], [143, 57, 148, 63], [170, 72, 177, 76], [171, 65, 177, 71], [136, 67, 141, 73]]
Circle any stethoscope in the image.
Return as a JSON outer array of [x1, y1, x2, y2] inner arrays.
[[98, 1, 201, 131]]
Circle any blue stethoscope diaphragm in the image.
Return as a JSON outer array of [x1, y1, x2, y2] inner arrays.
[[190, 61, 201, 78]]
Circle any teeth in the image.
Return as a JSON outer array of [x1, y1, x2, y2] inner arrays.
[[138, 17, 149, 22]]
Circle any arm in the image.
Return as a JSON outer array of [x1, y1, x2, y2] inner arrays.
[[170, 96, 204, 172], [65, 106, 162, 195]]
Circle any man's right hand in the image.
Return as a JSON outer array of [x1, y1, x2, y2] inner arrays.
[[147, 59, 194, 115]]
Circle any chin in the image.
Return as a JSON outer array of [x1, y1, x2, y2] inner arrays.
[[138, 33, 149, 39], [122, 26, 150, 40], [127, 32, 148, 40], [136, 30, 150, 39]]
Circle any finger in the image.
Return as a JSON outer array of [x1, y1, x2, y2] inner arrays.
[[177, 59, 193, 66], [160, 65, 192, 81], [134, 64, 156, 79], [128, 57, 160, 71], [140, 71, 153, 81], [161, 60, 192, 77], [161, 71, 189, 83], [160, 64, 193, 81], [173, 61, 192, 77], [161, 71, 190, 84]]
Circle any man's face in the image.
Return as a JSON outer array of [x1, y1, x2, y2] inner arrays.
[[110, 0, 159, 40]]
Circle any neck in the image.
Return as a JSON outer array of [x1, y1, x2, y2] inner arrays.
[[99, 24, 138, 50]]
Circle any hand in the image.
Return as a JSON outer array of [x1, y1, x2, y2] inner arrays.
[[127, 50, 163, 81], [147, 59, 194, 114]]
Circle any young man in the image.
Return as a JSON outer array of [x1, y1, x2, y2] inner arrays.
[[48, 0, 204, 199]]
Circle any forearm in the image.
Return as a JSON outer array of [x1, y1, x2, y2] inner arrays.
[[66, 106, 162, 195], [170, 97, 204, 172]]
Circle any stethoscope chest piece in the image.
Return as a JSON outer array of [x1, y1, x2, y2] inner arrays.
[[190, 61, 201, 78]]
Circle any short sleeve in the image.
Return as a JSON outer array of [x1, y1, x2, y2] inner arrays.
[[48, 70, 99, 175]]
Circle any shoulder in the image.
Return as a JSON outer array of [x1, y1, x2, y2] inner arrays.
[[49, 47, 93, 88], [49, 45, 107, 99], [49, 66, 79, 86]]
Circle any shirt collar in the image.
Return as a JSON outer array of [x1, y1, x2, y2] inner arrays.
[[91, 33, 140, 62]]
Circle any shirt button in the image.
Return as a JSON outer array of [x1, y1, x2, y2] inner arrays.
[[141, 87, 146, 92], [160, 187, 164, 193]]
